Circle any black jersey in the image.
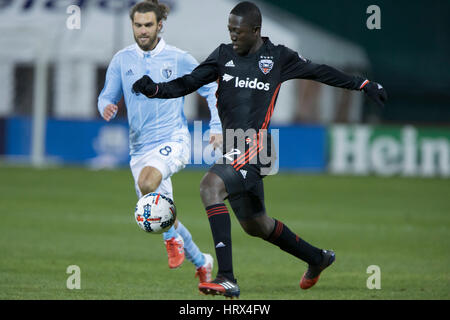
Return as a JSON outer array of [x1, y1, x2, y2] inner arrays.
[[154, 37, 366, 172]]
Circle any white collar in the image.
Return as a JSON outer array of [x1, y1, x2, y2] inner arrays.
[[135, 38, 166, 58]]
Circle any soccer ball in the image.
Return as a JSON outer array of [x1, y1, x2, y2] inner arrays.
[[134, 193, 176, 234]]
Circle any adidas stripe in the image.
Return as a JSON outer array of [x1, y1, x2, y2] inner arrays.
[[221, 281, 235, 289]]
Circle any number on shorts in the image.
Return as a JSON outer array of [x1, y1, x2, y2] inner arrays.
[[159, 146, 172, 156]]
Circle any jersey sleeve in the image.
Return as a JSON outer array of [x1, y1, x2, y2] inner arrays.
[[179, 53, 222, 134], [280, 46, 366, 90], [97, 54, 123, 117], [155, 46, 221, 99]]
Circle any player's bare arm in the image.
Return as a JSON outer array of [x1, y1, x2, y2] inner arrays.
[[209, 133, 223, 150]]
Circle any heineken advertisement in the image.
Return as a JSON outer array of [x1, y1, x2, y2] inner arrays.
[[329, 125, 450, 177]]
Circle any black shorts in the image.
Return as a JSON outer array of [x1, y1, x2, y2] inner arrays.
[[209, 163, 266, 220]]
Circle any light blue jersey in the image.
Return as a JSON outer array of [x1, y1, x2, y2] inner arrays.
[[98, 38, 221, 156]]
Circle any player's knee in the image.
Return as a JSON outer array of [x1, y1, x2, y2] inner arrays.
[[138, 167, 162, 196], [138, 178, 158, 195], [199, 177, 216, 204], [241, 222, 266, 238], [240, 216, 273, 239], [200, 173, 226, 206]]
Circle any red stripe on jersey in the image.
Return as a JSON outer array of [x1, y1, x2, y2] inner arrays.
[[234, 131, 265, 171], [232, 83, 281, 171], [262, 83, 281, 130], [359, 80, 370, 90], [231, 132, 258, 166], [232, 131, 261, 169]]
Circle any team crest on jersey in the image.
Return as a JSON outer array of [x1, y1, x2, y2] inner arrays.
[[160, 63, 173, 79], [259, 57, 274, 75]]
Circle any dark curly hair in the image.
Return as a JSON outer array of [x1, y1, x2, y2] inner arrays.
[[129, 0, 170, 22]]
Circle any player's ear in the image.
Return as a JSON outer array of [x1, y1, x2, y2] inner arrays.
[[157, 21, 163, 32]]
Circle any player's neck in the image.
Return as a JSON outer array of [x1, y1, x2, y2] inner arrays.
[[246, 37, 264, 56], [148, 37, 160, 51]]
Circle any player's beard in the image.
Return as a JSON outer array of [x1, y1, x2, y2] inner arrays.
[[134, 33, 158, 52]]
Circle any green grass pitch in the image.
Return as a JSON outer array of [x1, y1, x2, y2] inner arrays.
[[0, 166, 449, 300]]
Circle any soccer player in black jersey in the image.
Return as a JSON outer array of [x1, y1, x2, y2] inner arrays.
[[132, 1, 387, 298]]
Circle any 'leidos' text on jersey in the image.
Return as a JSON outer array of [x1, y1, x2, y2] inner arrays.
[[234, 77, 270, 91], [153, 37, 367, 170]]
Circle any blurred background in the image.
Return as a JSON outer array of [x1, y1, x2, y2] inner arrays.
[[0, 0, 449, 177]]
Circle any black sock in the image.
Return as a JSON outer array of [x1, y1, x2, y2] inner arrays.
[[205, 203, 235, 282], [265, 219, 323, 265]]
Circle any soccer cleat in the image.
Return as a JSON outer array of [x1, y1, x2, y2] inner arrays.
[[195, 253, 214, 283], [300, 249, 335, 290], [164, 235, 185, 269], [198, 276, 240, 298]]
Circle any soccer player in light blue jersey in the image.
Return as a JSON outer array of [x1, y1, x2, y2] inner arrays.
[[98, 0, 222, 283]]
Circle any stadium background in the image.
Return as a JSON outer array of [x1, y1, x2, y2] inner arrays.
[[0, 0, 449, 301]]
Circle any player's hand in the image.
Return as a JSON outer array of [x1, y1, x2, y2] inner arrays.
[[102, 104, 118, 122], [132, 75, 159, 98], [209, 133, 223, 150], [362, 81, 388, 107]]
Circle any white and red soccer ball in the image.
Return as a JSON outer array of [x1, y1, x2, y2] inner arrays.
[[134, 193, 176, 234]]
